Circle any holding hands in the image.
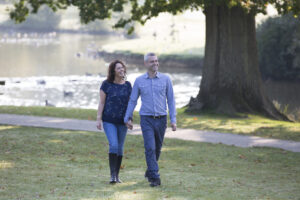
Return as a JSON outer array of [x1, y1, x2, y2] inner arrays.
[[125, 120, 133, 130]]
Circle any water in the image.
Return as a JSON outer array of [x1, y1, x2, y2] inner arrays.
[[0, 31, 201, 110], [0, 32, 113, 77]]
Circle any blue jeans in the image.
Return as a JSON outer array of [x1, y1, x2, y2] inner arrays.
[[103, 122, 128, 156], [140, 115, 167, 179]]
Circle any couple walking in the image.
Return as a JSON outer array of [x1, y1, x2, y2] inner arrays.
[[96, 52, 177, 187]]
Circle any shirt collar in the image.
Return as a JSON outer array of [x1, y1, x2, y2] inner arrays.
[[144, 72, 160, 79]]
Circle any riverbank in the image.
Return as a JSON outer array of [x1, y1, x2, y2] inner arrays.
[[98, 50, 204, 70], [98, 34, 205, 69]]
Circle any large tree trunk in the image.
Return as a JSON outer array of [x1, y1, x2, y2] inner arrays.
[[188, 3, 288, 120]]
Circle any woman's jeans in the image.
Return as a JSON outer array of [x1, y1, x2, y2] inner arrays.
[[103, 122, 128, 156]]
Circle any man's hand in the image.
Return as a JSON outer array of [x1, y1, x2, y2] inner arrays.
[[126, 120, 133, 130], [96, 119, 102, 130], [171, 123, 177, 131]]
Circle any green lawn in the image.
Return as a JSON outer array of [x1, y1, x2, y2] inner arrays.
[[176, 108, 300, 141], [0, 125, 300, 200], [1, 105, 300, 141]]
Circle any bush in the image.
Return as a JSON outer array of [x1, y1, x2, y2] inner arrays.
[[257, 13, 300, 81]]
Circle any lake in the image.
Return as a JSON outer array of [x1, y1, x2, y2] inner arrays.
[[0, 31, 201, 110]]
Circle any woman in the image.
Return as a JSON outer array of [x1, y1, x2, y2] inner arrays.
[[96, 60, 132, 184]]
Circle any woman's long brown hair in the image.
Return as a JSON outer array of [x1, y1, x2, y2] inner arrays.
[[107, 60, 127, 83]]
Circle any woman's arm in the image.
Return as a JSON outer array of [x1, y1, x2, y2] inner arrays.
[[96, 89, 106, 130]]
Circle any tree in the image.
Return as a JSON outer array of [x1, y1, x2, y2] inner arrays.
[[257, 13, 300, 81], [9, 0, 300, 120]]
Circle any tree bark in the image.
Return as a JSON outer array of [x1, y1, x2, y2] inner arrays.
[[187, 3, 288, 120]]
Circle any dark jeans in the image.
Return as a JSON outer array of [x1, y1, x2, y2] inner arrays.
[[140, 115, 167, 179]]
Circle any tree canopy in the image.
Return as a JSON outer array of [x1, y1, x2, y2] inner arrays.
[[2, 5, 61, 31], [9, 0, 300, 33]]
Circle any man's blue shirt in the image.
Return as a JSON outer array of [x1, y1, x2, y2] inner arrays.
[[124, 72, 176, 124]]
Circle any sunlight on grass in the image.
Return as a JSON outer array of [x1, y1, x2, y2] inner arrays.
[[0, 126, 17, 131], [0, 161, 14, 169], [176, 107, 300, 141], [81, 192, 152, 200], [117, 182, 139, 187], [162, 147, 186, 152], [54, 130, 97, 136], [114, 191, 151, 200], [48, 139, 64, 144], [53, 130, 77, 135]]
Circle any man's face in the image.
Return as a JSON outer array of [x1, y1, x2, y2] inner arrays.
[[145, 56, 159, 73]]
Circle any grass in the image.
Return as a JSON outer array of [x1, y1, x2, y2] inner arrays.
[[175, 108, 300, 141], [0, 125, 300, 200], [1, 105, 300, 141]]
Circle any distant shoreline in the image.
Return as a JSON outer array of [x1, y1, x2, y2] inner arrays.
[[0, 26, 139, 39], [97, 50, 204, 73], [0, 26, 115, 36]]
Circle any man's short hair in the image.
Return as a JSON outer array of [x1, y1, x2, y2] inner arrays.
[[144, 52, 156, 62]]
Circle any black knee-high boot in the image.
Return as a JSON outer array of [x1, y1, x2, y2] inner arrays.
[[116, 155, 123, 183], [109, 153, 117, 184]]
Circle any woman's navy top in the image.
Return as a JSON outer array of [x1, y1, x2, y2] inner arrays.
[[100, 80, 132, 124]]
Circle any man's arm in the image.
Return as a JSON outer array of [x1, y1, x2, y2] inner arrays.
[[124, 79, 140, 124], [166, 77, 177, 131]]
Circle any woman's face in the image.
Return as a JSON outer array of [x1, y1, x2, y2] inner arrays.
[[114, 63, 125, 78]]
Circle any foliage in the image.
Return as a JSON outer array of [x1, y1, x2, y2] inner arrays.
[[2, 5, 61, 31], [257, 13, 300, 81], [0, 4, 135, 36], [8, 0, 300, 34]]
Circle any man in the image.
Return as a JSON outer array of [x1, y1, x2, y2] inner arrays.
[[124, 52, 177, 187]]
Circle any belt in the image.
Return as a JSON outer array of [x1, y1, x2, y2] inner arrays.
[[147, 115, 166, 119]]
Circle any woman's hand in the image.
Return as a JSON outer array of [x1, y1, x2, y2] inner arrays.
[[96, 119, 102, 130], [126, 120, 133, 130]]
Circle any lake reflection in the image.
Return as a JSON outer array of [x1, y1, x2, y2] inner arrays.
[[0, 32, 201, 109], [0, 32, 116, 77]]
